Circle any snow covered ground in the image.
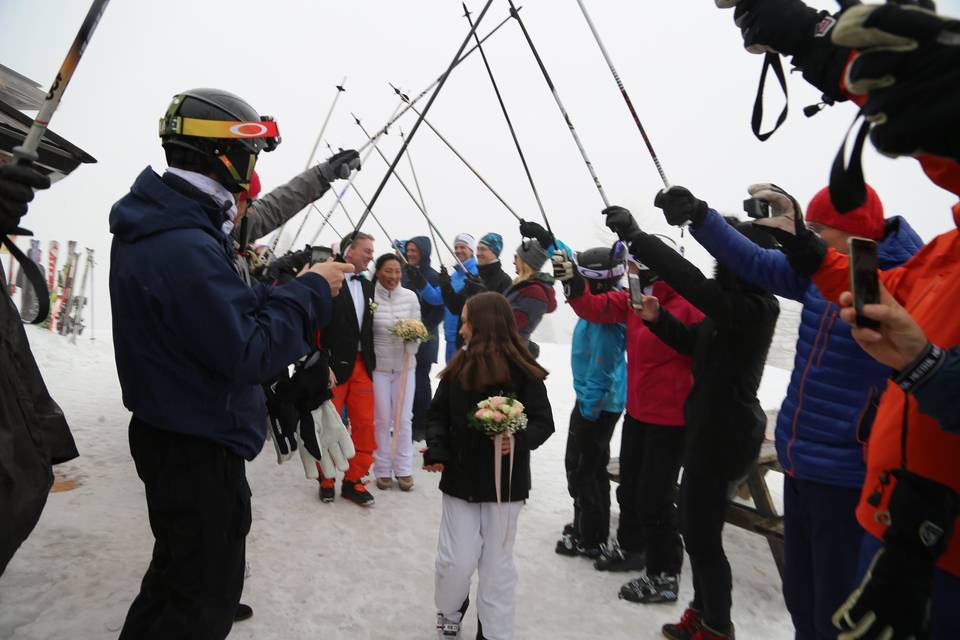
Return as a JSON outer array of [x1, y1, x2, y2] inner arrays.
[[0, 324, 796, 640]]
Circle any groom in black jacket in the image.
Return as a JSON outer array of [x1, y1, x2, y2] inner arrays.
[[317, 231, 377, 506]]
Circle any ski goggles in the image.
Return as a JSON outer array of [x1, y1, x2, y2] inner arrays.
[[159, 115, 281, 153], [576, 241, 628, 280]]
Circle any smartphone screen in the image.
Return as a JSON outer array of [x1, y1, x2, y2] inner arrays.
[[310, 245, 333, 265], [848, 237, 881, 330], [627, 273, 644, 308]]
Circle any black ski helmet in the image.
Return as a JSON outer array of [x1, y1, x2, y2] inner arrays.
[[159, 88, 281, 192], [576, 241, 627, 293]]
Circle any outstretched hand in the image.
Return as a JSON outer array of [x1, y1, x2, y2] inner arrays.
[[838, 286, 928, 372], [633, 293, 661, 322]]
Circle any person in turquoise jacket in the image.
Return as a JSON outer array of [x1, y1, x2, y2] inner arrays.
[[556, 244, 627, 557]]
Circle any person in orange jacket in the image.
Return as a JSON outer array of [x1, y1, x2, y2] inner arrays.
[[713, 2, 960, 638]]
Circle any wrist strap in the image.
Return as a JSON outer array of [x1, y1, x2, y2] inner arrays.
[[893, 343, 945, 394]]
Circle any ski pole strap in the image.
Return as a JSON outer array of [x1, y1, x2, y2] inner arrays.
[[3, 235, 49, 324], [751, 53, 789, 142], [829, 113, 871, 213]]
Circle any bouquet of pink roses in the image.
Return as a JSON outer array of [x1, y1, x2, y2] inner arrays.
[[468, 395, 528, 437]]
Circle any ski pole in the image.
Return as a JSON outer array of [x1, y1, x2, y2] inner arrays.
[[504, 1, 610, 208], [353, 116, 463, 271], [312, 141, 401, 257], [399, 127, 444, 268], [285, 103, 402, 252], [13, 0, 110, 164], [356, 7, 523, 157], [349, 0, 497, 241], [390, 83, 522, 223], [462, 3, 554, 237], [269, 78, 347, 252], [571, 0, 670, 190], [324, 141, 358, 227]]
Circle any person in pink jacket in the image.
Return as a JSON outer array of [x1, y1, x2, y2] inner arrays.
[[556, 251, 703, 603]]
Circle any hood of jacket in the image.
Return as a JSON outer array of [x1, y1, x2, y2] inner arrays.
[[877, 215, 924, 269], [110, 168, 228, 244], [407, 235, 439, 280]]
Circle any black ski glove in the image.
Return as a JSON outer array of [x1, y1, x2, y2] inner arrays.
[[653, 186, 709, 228], [463, 274, 487, 297], [519, 220, 555, 250], [718, 0, 851, 102], [603, 205, 642, 243], [405, 265, 427, 290], [833, 468, 958, 639], [265, 375, 300, 458], [752, 204, 826, 277], [833, 4, 960, 163], [316, 149, 361, 182], [0, 163, 50, 235], [439, 265, 451, 289]]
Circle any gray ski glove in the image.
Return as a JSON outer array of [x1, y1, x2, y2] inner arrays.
[[317, 149, 361, 182]]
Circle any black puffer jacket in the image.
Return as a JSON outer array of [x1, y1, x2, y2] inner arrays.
[[630, 228, 779, 480], [425, 365, 554, 502]]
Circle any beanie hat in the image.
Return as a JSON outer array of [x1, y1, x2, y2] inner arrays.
[[478, 232, 503, 257], [805, 184, 884, 241], [516, 239, 549, 271], [454, 233, 476, 253]]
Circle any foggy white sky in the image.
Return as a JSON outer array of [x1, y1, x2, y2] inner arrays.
[[2, 0, 958, 336]]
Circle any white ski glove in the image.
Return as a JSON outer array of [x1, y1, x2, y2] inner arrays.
[[298, 400, 356, 479]]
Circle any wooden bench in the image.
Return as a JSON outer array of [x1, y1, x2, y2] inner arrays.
[[607, 439, 785, 579]]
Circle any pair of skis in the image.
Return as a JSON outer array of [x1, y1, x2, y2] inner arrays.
[[42, 240, 93, 339]]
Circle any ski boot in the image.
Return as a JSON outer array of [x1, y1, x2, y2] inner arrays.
[[619, 572, 679, 603], [593, 542, 646, 572], [692, 622, 735, 640], [318, 479, 335, 503], [342, 480, 375, 507], [437, 598, 469, 639], [234, 603, 253, 622], [662, 608, 702, 640]]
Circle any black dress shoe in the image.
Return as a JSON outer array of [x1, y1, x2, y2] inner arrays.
[[234, 603, 253, 622]]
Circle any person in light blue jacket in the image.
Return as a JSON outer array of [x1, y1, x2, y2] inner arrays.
[[555, 245, 627, 558], [689, 182, 922, 640], [439, 233, 479, 361]]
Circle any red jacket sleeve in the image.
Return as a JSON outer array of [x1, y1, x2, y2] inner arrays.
[[568, 288, 630, 324]]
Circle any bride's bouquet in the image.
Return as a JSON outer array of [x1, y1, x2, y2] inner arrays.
[[468, 395, 528, 437], [389, 318, 431, 342]]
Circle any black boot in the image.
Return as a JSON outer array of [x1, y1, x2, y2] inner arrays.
[[234, 603, 253, 622]]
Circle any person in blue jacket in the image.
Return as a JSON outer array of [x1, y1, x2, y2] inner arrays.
[[439, 233, 479, 362], [688, 182, 923, 640], [399, 236, 445, 442], [555, 244, 627, 558], [109, 89, 353, 640]]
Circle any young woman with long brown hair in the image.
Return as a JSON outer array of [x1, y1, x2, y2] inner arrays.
[[423, 292, 555, 640]]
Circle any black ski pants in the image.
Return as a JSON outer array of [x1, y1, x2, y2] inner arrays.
[[564, 408, 619, 546], [412, 325, 439, 441], [120, 417, 250, 640], [616, 416, 685, 574], [680, 468, 734, 634]]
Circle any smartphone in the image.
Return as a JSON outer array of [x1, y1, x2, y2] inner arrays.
[[627, 273, 644, 309], [847, 237, 881, 330], [310, 245, 333, 265], [743, 198, 771, 219]]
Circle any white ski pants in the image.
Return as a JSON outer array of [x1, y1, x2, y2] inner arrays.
[[373, 368, 415, 478], [435, 494, 523, 640]]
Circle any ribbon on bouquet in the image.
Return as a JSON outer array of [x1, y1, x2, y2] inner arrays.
[[492, 431, 516, 546], [389, 341, 417, 461]]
